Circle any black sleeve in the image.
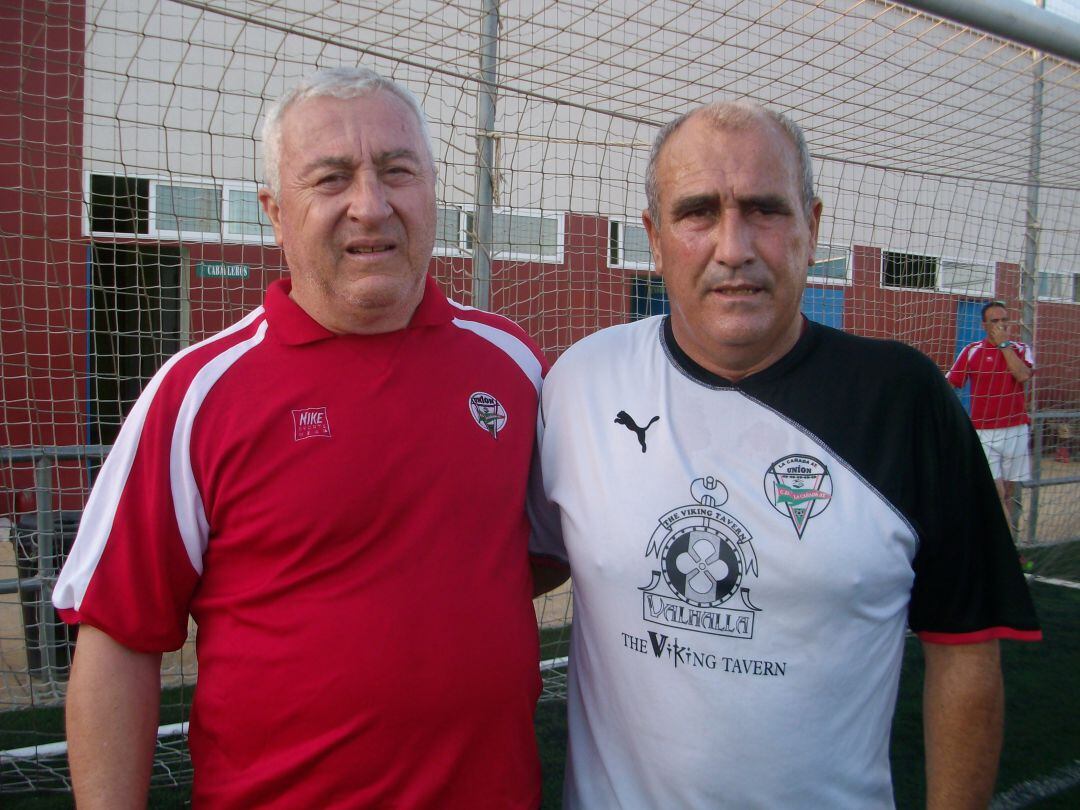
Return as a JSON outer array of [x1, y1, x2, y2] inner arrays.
[[904, 354, 1040, 640]]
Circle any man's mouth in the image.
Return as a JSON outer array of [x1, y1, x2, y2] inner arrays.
[[713, 285, 763, 296], [345, 244, 393, 255]]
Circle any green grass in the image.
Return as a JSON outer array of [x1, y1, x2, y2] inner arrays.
[[4, 583, 1078, 808], [888, 581, 1080, 807]]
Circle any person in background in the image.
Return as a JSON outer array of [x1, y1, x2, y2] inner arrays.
[[948, 300, 1035, 539]]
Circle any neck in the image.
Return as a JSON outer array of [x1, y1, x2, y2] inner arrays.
[[670, 315, 805, 382]]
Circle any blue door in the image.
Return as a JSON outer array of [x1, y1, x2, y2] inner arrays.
[[629, 276, 669, 320], [801, 286, 844, 329], [953, 300, 985, 414]]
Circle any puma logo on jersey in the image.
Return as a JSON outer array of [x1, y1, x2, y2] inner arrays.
[[615, 410, 659, 453]]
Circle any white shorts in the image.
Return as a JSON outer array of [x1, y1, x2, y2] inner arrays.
[[977, 425, 1031, 482]]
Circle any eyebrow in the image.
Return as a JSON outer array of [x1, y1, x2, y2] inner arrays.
[[669, 193, 720, 219], [300, 149, 425, 177], [302, 156, 354, 177], [375, 148, 424, 167], [668, 191, 793, 218]]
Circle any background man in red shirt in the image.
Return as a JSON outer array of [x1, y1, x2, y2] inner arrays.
[[948, 301, 1035, 535]]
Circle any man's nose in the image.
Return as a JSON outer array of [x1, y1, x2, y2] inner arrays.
[[346, 172, 392, 224], [711, 212, 754, 268]]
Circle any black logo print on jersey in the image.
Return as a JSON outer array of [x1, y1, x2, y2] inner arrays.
[[641, 475, 761, 640], [614, 410, 659, 453]]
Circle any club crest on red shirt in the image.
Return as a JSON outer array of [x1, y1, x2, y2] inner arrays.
[[469, 392, 507, 439]]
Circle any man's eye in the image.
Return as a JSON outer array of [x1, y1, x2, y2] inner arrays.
[[680, 207, 711, 220], [751, 205, 785, 216]]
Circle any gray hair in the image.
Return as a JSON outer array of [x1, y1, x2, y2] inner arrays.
[[645, 100, 817, 224], [261, 66, 434, 196]]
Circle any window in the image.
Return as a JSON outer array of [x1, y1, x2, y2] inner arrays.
[[89, 174, 150, 235], [810, 244, 848, 281], [629, 275, 669, 320], [456, 208, 564, 262], [224, 185, 272, 238], [882, 251, 938, 289], [609, 218, 653, 269], [1038, 272, 1080, 303], [87, 174, 278, 243], [939, 259, 994, 296], [435, 205, 468, 254], [154, 182, 221, 236], [490, 209, 563, 262]]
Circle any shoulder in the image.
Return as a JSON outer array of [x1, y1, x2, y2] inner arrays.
[[959, 340, 984, 353], [446, 297, 538, 347], [443, 297, 547, 389], [549, 317, 661, 378], [810, 322, 941, 381], [146, 306, 270, 406]]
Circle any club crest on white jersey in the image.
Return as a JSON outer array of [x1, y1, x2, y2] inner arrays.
[[764, 454, 833, 539]]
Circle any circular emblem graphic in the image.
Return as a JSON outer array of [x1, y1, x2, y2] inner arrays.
[[661, 528, 743, 607], [469, 391, 507, 438]]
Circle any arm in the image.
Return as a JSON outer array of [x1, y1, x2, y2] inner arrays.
[[66, 624, 163, 810], [999, 345, 1033, 384], [530, 558, 570, 597], [945, 352, 967, 389], [922, 639, 1004, 810], [984, 320, 1033, 385]]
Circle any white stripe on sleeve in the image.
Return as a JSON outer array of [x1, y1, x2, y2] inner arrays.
[[451, 317, 543, 396], [53, 308, 265, 611]]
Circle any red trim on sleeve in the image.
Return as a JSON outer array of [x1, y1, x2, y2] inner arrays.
[[56, 607, 79, 625], [917, 627, 1042, 645]]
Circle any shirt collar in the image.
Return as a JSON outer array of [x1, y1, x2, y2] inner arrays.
[[661, 314, 817, 388], [264, 275, 454, 346]]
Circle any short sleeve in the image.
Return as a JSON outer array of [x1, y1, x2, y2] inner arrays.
[[52, 360, 203, 653], [945, 345, 970, 388], [906, 367, 1041, 643]]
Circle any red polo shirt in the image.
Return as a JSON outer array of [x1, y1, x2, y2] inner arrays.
[[947, 338, 1033, 429], [55, 276, 547, 809]]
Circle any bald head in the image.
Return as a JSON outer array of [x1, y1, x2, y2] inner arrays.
[[645, 101, 817, 225]]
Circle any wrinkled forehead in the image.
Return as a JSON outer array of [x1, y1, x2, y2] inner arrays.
[[281, 89, 429, 156], [657, 112, 800, 193]]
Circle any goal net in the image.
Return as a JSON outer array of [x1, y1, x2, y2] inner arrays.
[[2, 0, 1078, 793]]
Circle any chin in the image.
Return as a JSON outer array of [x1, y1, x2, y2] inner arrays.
[[343, 275, 421, 309]]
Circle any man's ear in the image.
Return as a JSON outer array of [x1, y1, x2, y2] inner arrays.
[[642, 208, 663, 277], [258, 187, 285, 247], [806, 197, 824, 267]]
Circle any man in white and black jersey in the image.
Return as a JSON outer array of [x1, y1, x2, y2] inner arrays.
[[529, 101, 1040, 808]]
